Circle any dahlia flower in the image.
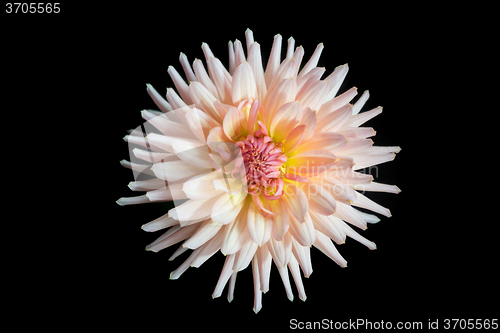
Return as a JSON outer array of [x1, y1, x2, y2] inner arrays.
[[118, 29, 400, 313]]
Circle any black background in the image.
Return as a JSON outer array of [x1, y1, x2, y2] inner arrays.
[[2, 3, 496, 330]]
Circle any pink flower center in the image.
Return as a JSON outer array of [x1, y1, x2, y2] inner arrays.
[[235, 127, 286, 200]]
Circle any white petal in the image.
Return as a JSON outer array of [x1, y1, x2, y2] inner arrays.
[[212, 254, 235, 299], [182, 219, 223, 249], [183, 170, 225, 200], [233, 237, 258, 272], [128, 178, 166, 192], [221, 201, 251, 255], [334, 202, 367, 230], [169, 247, 202, 280], [247, 202, 272, 246], [116, 195, 149, 206], [256, 245, 272, 293], [171, 138, 212, 169], [277, 265, 294, 302], [166, 87, 188, 109], [324, 64, 349, 102], [318, 86, 358, 115], [296, 80, 332, 111], [169, 195, 222, 227], [132, 148, 177, 164], [251, 255, 263, 313], [145, 224, 199, 252], [352, 90, 370, 115], [316, 103, 353, 133], [351, 153, 396, 170], [192, 59, 219, 99], [268, 199, 290, 241], [351, 181, 401, 194], [262, 77, 297, 128], [168, 66, 192, 105], [288, 212, 316, 247], [227, 272, 237, 303], [351, 191, 392, 217], [151, 159, 211, 183], [146, 84, 172, 113], [211, 191, 246, 225], [291, 238, 313, 278], [344, 106, 383, 127], [337, 221, 377, 250], [231, 62, 258, 104], [313, 230, 347, 267], [191, 228, 226, 268], [264, 34, 282, 87], [141, 213, 179, 232], [179, 52, 197, 82], [247, 42, 267, 101], [302, 181, 338, 216], [288, 255, 307, 301], [188, 82, 221, 123], [233, 40, 246, 69], [309, 211, 345, 245], [208, 57, 233, 105], [298, 43, 324, 79], [266, 232, 292, 268]]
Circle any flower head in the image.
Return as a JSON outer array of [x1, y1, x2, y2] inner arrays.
[[118, 29, 400, 313]]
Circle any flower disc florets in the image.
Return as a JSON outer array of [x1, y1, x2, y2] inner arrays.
[[235, 122, 286, 200]]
